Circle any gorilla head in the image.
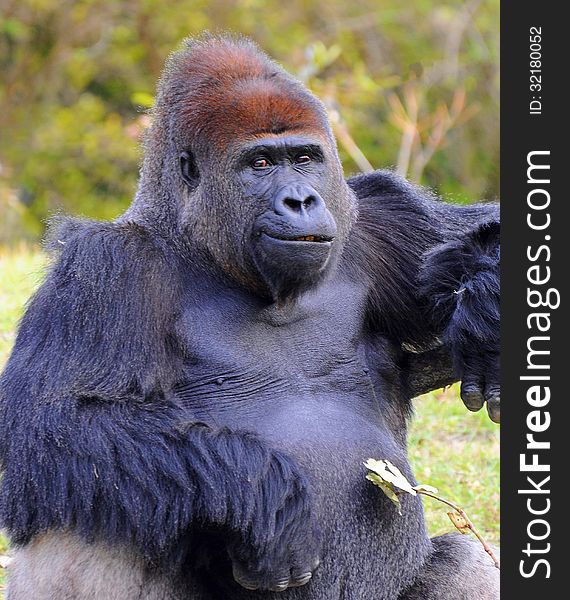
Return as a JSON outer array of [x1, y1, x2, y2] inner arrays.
[[129, 35, 357, 302]]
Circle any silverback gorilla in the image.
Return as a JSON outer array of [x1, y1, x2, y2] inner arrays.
[[1, 35, 500, 599]]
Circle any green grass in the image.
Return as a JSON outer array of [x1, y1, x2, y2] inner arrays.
[[0, 246, 500, 594], [409, 387, 500, 546], [0, 245, 47, 366]]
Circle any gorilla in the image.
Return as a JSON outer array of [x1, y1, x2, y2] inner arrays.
[[0, 35, 500, 599]]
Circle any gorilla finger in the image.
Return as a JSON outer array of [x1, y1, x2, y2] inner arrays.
[[290, 559, 320, 587], [460, 355, 485, 411], [289, 570, 314, 587], [288, 556, 319, 587], [232, 563, 260, 591], [485, 390, 500, 424], [460, 380, 485, 412], [264, 568, 296, 592], [233, 560, 293, 592], [268, 577, 292, 592], [234, 576, 259, 591]]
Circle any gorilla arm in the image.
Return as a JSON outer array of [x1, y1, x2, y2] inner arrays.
[[347, 171, 500, 422], [0, 219, 319, 588]]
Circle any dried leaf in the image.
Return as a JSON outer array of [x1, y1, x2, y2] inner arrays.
[[447, 512, 470, 534], [364, 459, 417, 495]]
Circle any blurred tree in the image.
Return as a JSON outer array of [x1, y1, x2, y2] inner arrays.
[[0, 0, 499, 243]]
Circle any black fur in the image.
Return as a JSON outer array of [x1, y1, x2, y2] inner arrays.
[[420, 221, 500, 356]]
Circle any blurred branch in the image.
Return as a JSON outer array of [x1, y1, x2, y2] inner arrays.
[[443, 0, 482, 81], [328, 106, 374, 173], [388, 82, 479, 181], [388, 85, 419, 178]]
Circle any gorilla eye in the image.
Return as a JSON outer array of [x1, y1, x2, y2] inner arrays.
[[294, 155, 312, 165], [252, 157, 272, 170]]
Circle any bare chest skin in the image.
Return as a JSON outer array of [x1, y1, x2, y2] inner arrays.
[[173, 273, 405, 455]]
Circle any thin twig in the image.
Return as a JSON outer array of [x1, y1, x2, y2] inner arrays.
[[328, 108, 374, 173], [417, 490, 500, 569]]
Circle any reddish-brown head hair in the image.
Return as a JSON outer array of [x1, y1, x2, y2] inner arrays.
[[153, 35, 332, 151]]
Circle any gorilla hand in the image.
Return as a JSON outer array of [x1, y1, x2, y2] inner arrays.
[[420, 222, 500, 423], [228, 451, 321, 592]]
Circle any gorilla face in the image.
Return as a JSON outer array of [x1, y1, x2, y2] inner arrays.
[[180, 134, 353, 302], [237, 135, 339, 299]]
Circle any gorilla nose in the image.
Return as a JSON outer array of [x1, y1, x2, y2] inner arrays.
[[273, 186, 326, 219]]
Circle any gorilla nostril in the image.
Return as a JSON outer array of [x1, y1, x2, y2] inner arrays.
[[274, 187, 325, 217], [284, 197, 302, 212], [283, 196, 315, 213]]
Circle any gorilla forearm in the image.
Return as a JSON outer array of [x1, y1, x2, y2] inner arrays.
[[1, 396, 196, 561], [419, 221, 500, 420], [403, 345, 458, 399], [0, 395, 313, 566], [347, 170, 499, 343]]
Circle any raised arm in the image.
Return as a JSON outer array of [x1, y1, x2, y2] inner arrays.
[[0, 219, 319, 591], [346, 170, 500, 422]]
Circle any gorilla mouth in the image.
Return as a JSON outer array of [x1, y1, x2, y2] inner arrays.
[[263, 232, 334, 244]]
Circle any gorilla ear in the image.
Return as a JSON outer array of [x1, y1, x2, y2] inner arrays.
[[180, 151, 200, 190]]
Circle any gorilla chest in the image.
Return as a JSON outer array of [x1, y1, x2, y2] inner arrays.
[[174, 279, 395, 439]]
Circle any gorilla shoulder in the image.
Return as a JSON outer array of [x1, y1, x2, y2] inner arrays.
[[22, 217, 183, 399]]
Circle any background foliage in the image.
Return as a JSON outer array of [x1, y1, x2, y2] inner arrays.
[[0, 0, 499, 243]]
